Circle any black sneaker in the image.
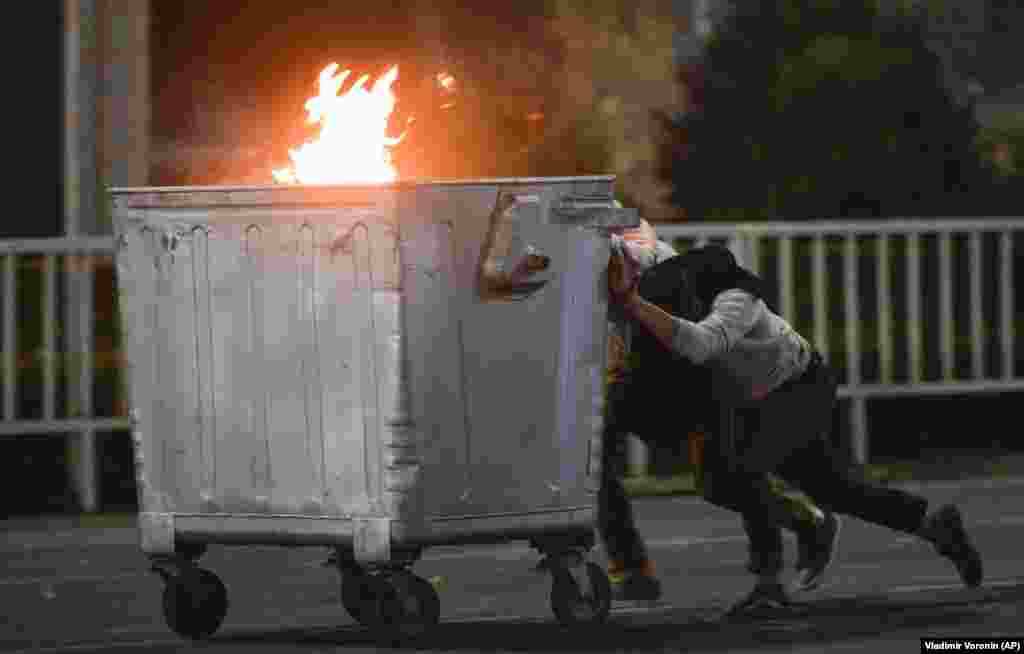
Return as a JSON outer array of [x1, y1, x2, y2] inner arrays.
[[791, 511, 842, 594], [726, 581, 794, 618], [609, 568, 662, 602], [923, 504, 983, 588]]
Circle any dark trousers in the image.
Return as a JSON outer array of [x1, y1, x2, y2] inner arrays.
[[598, 354, 931, 576], [597, 373, 653, 570], [597, 365, 815, 570], [705, 353, 930, 575]]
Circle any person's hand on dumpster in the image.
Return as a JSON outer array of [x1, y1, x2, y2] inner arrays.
[[607, 241, 679, 354], [607, 246, 640, 306]]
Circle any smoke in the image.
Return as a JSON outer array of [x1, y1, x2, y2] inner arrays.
[[537, 0, 686, 217]]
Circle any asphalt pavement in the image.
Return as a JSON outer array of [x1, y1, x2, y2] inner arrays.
[[4, 477, 1024, 653]]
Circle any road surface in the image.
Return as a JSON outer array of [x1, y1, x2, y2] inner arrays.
[[4, 477, 1024, 653]]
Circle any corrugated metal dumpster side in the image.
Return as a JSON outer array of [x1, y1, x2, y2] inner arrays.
[[111, 178, 632, 557], [112, 189, 409, 554]]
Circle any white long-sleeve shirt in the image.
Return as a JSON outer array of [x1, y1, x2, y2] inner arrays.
[[671, 289, 813, 401]]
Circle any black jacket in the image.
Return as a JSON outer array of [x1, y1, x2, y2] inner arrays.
[[629, 244, 768, 442]]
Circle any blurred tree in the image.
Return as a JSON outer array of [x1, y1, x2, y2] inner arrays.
[[656, 0, 1005, 221], [976, 118, 1024, 179], [974, 114, 1024, 212]]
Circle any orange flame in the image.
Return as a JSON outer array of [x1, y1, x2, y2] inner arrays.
[[437, 72, 456, 91], [273, 64, 404, 184]]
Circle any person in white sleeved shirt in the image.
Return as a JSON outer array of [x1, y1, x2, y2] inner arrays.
[[606, 241, 984, 616], [671, 286, 812, 401], [597, 226, 832, 605]]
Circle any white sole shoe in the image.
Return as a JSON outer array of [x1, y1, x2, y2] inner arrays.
[[790, 513, 842, 594]]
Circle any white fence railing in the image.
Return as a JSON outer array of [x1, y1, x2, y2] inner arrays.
[[2, 220, 1021, 511], [647, 218, 1023, 469], [0, 237, 129, 513]]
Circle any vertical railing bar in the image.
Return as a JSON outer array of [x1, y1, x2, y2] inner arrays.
[[778, 236, 793, 322], [628, 435, 648, 478], [81, 254, 95, 418], [62, 253, 82, 511], [42, 254, 56, 421], [877, 234, 892, 384], [907, 232, 923, 384], [66, 254, 81, 417], [938, 231, 953, 380], [969, 231, 984, 379], [63, 254, 77, 419], [851, 397, 868, 465], [79, 253, 98, 512], [812, 235, 828, 361], [844, 234, 860, 386], [3, 255, 15, 421], [844, 234, 865, 464], [1001, 231, 1015, 380], [747, 234, 761, 277]]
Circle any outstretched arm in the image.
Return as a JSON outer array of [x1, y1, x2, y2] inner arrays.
[[607, 249, 760, 364], [619, 291, 679, 353]]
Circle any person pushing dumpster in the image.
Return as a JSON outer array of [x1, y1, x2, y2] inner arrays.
[[597, 221, 837, 605], [600, 223, 984, 616]]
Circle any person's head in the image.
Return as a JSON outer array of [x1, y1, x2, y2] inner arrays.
[[621, 219, 658, 248], [679, 244, 768, 308], [611, 219, 675, 272]]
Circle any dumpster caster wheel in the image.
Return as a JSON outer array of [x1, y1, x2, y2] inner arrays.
[[342, 570, 439, 638], [340, 570, 380, 626], [162, 568, 228, 640], [374, 570, 441, 639], [550, 561, 611, 626]]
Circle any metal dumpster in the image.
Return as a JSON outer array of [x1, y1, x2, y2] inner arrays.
[[110, 176, 638, 639]]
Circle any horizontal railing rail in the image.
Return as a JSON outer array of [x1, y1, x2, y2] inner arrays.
[[0, 236, 128, 512]]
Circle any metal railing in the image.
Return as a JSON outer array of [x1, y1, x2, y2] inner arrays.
[[2, 219, 1020, 511], [0, 236, 129, 512], [645, 218, 1023, 468]]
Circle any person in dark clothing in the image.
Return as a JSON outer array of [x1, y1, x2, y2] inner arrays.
[[598, 220, 680, 600], [598, 229, 836, 603], [603, 240, 984, 614]]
